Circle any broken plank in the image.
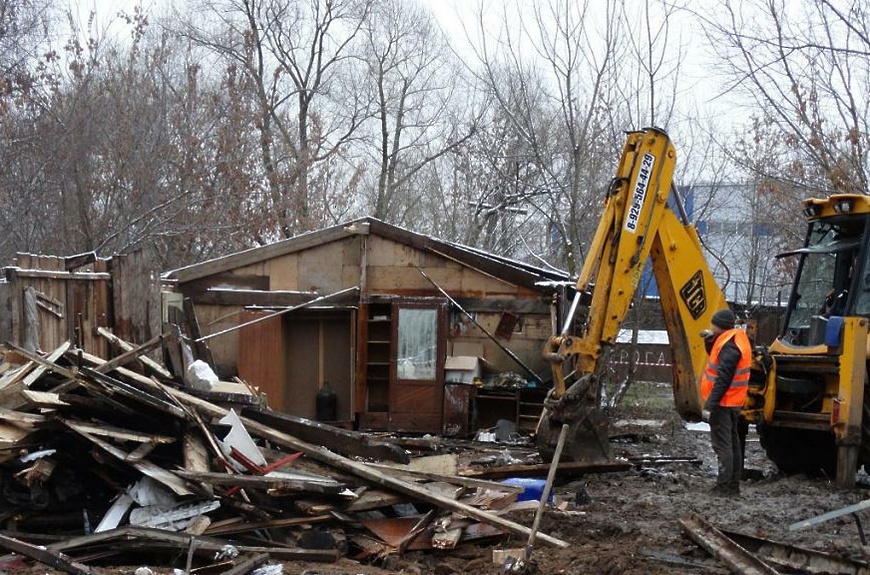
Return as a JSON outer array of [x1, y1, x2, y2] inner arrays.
[[241, 408, 410, 464], [0, 533, 93, 575], [365, 462, 524, 493], [0, 406, 46, 425], [96, 327, 173, 379], [0, 342, 70, 410], [460, 460, 632, 480], [93, 333, 169, 376], [21, 341, 72, 388], [222, 553, 269, 575], [184, 297, 217, 369], [174, 470, 346, 495], [50, 526, 338, 562], [205, 514, 332, 536], [345, 489, 408, 512], [125, 442, 157, 463], [95, 494, 135, 533], [433, 527, 463, 549], [4, 342, 77, 381], [679, 515, 780, 575], [79, 367, 186, 419], [62, 422, 195, 497], [183, 430, 211, 473], [20, 390, 69, 407], [59, 419, 175, 445], [723, 528, 869, 575]]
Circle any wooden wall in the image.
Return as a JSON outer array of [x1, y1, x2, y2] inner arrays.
[[4, 254, 112, 357], [228, 236, 361, 293]]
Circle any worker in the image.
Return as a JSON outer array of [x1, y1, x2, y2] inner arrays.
[[699, 308, 751, 497]]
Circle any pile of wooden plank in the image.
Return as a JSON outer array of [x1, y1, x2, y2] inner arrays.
[[0, 333, 569, 574]]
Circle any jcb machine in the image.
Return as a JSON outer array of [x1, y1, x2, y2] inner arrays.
[[539, 127, 870, 487]]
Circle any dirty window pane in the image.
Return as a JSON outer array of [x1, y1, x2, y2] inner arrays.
[[397, 308, 437, 380]]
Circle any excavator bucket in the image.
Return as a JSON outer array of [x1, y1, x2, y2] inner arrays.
[[536, 374, 611, 463]]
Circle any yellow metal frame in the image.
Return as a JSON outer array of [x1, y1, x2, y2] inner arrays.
[[545, 128, 727, 419]]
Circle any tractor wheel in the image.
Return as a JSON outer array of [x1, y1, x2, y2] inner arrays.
[[757, 424, 836, 477]]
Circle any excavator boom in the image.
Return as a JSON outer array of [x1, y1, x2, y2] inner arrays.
[[538, 128, 728, 460]]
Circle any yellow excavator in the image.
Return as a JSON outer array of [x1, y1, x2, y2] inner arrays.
[[538, 127, 870, 487]]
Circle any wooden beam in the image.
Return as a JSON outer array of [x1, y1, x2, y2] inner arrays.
[[0, 533, 93, 575], [173, 470, 346, 495], [192, 289, 318, 307], [58, 418, 175, 445], [204, 515, 333, 536], [241, 408, 409, 464], [454, 297, 550, 315], [679, 515, 780, 575], [222, 553, 269, 575], [364, 462, 524, 493], [183, 297, 216, 368], [459, 460, 631, 480], [93, 333, 168, 376], [5, 269, 110, 281], [49, 526, 338, 562], [96, 328, 173, 379]]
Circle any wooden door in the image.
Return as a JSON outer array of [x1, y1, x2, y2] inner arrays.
[[389, 303, 446, 432]]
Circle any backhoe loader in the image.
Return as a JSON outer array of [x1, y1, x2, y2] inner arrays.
[[538, 127, 870, 487]]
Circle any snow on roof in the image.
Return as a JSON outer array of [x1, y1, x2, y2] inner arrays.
[[615, 329, 669, 345]]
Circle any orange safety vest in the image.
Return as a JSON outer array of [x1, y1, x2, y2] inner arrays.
[[700, 328, 752, 407]]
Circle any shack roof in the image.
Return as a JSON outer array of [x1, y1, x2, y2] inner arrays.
[[164, 217, 570, 292]]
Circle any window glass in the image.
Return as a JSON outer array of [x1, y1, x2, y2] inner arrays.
[[397, 308, 437, 380]]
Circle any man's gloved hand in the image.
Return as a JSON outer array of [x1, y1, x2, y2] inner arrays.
[[701, 409, 711, 422]]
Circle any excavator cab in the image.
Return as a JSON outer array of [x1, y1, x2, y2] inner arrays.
[[746, 195, 870, 485], [779, 208, 866, 346]]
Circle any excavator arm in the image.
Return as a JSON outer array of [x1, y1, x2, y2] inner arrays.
[[538, 128, 728, 460]]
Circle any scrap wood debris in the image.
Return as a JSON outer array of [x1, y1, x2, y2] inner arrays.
[[0, 334, 570, 574]]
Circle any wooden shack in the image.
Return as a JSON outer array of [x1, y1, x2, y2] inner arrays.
[[163, 218, 570, 434]]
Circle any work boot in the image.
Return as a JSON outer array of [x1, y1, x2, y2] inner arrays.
[[709, 484, 739, 498]]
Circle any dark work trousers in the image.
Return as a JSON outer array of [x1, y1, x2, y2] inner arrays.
[[709, 406, 742, 490]]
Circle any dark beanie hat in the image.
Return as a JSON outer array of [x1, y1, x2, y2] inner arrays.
[[712, 308, 736, 330]]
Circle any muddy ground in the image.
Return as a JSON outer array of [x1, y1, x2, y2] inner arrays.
[[5, 381, 870, 574]]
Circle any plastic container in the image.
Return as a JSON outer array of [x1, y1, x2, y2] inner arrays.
[[500, 477, 553, 503]]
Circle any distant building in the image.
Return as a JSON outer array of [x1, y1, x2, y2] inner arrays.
[[642, 183, 792, 307]]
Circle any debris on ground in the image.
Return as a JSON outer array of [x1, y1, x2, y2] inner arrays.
[[0, 337, 868, 574]]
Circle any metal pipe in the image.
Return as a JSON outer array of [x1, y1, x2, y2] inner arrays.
[[195, 286, 359, 343]]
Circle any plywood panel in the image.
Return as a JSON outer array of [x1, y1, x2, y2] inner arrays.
[[297, 242, 345, 292], [342, 236, 362, 266], [341, 265, 362, 289], [238, 311, 284, 408], [367, 266, 464, 294], [263, 254, 299, 290], [196, 304, 242, 368], [460, 268, 519, 297]]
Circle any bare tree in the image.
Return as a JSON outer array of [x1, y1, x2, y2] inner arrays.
[[704, 0, 870, 196], [362, 0, 475, 224], [463, 0, 625, 273], [179, 0, 373, 239]]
